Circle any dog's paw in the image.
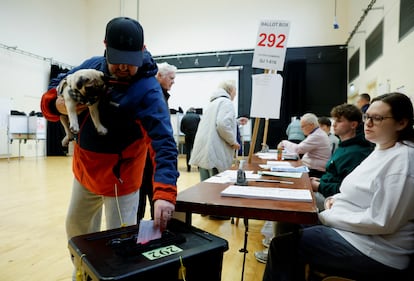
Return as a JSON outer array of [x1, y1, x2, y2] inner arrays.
[[61, 136, 70, 147], [70, 124, 79, 134], [96, 125, 108, 135]]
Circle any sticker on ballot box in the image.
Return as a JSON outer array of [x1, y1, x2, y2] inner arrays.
[[142, 245, 183, 260]]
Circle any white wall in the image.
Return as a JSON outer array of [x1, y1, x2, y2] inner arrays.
[[347, 0, 414, 101], [0, 0, 413, 157], [139, 0, 350, 55]]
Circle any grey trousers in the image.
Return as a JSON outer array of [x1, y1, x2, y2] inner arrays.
[[66, 178, 139, 240], [67, 178, 140, 281]]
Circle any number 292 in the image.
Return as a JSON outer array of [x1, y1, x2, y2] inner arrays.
[[257, 33, 286, 48]]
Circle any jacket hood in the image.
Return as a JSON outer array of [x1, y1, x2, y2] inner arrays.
[[135, 49, 158, 78], [210, 88, 231, 102]]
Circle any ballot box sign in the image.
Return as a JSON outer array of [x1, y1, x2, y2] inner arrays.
[[252, 20, 290, 71]]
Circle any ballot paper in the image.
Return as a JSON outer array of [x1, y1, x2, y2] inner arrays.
[[136, 220, 162, 244], [221, 185, 312, 202]]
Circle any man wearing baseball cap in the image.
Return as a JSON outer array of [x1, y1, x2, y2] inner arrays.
[[41, 17, 178, 280], [105, 17, 144, 67]]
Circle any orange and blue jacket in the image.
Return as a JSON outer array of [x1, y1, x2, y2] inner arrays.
[[40, 53, 178, 204]]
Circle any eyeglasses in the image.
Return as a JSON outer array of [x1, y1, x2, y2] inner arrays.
[[363, 114, 393, 124]]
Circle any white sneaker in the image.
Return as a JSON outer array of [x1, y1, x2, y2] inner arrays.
[[254, 248, 268, 263], [262, 237, 272, 248]]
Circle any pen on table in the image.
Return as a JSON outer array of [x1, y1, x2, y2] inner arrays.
[[248, 179, 294, 184]]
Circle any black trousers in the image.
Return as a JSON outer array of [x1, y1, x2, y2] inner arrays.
[[184, 134, 195, 171]]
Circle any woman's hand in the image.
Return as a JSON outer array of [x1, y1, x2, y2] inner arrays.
[[324, 197, 335, 210]]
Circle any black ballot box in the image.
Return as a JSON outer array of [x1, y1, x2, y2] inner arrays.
[[68, 219, 229, 281]]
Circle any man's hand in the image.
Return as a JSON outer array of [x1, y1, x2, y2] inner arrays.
[[55, 95, 88, 115], [237, 117, 249, 126], [153, 199, 175, 232]]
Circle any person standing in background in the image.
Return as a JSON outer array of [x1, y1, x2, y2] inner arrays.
[[156, 62, 177, 105], [286, 116, 305, 144], [190, 80, 240, 181], [356, 93, 371, 113], [180, 107, 201, 172], [318, 116, 340, 155], [137, 62, 178, 221]]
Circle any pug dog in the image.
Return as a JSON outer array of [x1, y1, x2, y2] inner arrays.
[[57, 69, 107, 147]]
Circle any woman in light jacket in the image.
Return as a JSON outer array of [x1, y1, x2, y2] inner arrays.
[[190, 80, 240, 181]]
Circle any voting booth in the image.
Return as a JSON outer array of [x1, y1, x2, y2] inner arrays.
[[7, 115, 46, 158], [69, 219, 228, 281]]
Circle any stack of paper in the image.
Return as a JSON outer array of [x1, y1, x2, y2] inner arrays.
[[221, 185, 312, 202], [258, 171, 302, 179], [270, 166, 309, 173]]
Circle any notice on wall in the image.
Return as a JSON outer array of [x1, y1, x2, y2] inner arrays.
[[250, 73, 283, 119], [252, 20, 290, 71]]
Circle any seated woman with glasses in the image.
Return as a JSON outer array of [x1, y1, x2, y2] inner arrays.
[[263, 92, 414, 281]]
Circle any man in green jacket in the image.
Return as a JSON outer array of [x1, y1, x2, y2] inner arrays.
[[310, 104, 373, 210]]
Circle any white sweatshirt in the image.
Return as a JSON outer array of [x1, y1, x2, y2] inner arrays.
[[319, 141, 414, 270]]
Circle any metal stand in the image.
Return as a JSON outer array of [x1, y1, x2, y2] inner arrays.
[[239, 218, 249, 281]]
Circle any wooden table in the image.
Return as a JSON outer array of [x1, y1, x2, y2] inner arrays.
[[175, 156, 318, 281], [176, 157, 318, 225]]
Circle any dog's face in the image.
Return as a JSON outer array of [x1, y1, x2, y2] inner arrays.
[[67, 69, 106, 99]]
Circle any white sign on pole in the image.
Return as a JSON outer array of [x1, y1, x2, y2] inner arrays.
[[250, 73, 283, 119], [252, 20, 290, 71]]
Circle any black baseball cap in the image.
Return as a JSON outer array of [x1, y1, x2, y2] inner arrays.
[[105, 17, 144, 67]]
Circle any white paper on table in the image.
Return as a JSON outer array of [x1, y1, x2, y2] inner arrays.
[[204, 176, 231, 183], [267, 161, 292, 166], [221, 185, 312, 202], [137, 220, 162, 244], [256, 152, 278, 159], [270, 166, 310, 173], [259, 161, 292, 170], [205, 170, 262, 183], [258, 171, 303, 178]]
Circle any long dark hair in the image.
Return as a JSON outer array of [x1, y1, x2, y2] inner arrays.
[[371, 92, 414, 142]]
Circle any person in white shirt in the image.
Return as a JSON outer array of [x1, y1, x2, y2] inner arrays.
[[278, 113, 331, 177], [263, 92, 414, 281]]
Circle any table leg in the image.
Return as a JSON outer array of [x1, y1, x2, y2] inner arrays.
[[239, 218, 249, 281]]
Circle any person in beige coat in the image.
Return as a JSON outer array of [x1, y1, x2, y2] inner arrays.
[[189, 80, 240, 181]]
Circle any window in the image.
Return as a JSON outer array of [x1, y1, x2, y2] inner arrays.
[[399, 0, 414, 41], [348, 49, 359, 82], [365, 20, 383, 69]]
